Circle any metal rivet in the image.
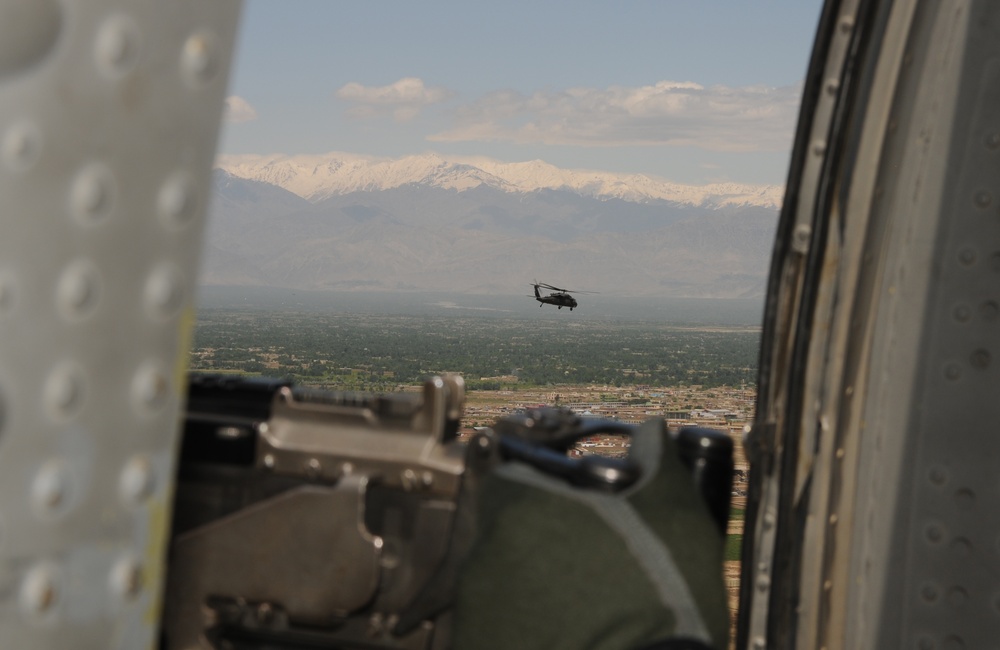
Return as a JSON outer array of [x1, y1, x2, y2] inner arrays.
[[94, 14, 140, 78], [305, 457, 322, 478], [838, 15, 854, 32], [953, 305, 971, 322], [32, 460, 68, 515], [943, 635, 964, 650], [970, 349, 991, 369], [257, 602, 274, 624], [812, 139, 827, 156], [756, 575, 770, 592], [109, 556, 142, 599], [342, 462, 354, 476], [2, 121, 42, 171], [19, 563, 58, 618], [921, 582, 940, 603], [157, 171, 197, 229], [980, 300, 999, 321], [926, 522, 946, 545], [44, 362, 84, 420], [829, 513, 838, 526], [947, 587, 968, 607], [954, 488, 975, 510], [958, 248, 976, 266], [944, 363, 961, 380], [131, 362, 169, 415], [0, 0, 61, 78], [144, 264, 184, 321], [792, 224, 811, 252], [263, 454, 275, 469], [181, 31, 219, 85], [119, 455, 153, 505], [474, 434, 491, 455], [928, 466, 948, 487], [950, 537, 972, 556], [825, 78, 839, 95], [56, 260, 101, 320], [975, 191, 992, 209], [70, 162, 116, 225]]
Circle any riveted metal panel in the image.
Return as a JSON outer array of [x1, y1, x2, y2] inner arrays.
[[0, 1, 240, 648], [745, 0, 1000, 648], [862, 3, 1000, 647]]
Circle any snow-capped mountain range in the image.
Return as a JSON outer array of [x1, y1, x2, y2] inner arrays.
[[215, 152, 784, 209], [203, 160, 782, 298]]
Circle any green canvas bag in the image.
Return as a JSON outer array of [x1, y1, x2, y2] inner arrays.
[[451, 416, 730, 650]]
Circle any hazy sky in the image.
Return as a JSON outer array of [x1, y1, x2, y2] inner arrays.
[[219, 0, 825, 185]]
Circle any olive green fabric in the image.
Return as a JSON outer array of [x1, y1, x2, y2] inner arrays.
[[627, 428, 729, 647], [453, 419, 728, 650]]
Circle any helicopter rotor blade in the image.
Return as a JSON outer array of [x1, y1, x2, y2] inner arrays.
[[535, 282, 567, 292], [536, 283, 599, 294], [529, 281, 599, 294]]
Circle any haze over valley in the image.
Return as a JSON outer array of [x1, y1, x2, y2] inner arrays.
[[203, 152, 782, 300]]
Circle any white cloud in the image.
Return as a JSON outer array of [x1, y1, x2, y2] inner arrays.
[[224, 95, 258, 123], [429, 81, 801, 152], [336, 77, 453, 122]]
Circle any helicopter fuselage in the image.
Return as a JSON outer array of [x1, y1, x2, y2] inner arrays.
[[534, 287, 577, 310]]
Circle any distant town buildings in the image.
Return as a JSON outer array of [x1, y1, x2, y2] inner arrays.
[[458, 383, 753, 493]]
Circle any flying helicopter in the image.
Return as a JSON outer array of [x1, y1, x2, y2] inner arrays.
[[530, 281, 596, 310]]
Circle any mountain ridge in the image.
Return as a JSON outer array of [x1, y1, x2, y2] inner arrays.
[[202, 172, 779, 299], [215, 152, 785, 209]]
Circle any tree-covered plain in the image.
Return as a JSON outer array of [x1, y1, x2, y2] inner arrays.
[[190, 308, 759, 391]]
